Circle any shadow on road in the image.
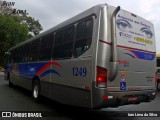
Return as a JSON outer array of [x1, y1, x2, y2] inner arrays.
[[5, 83, 160, 120], [7, 85, 135, 120]]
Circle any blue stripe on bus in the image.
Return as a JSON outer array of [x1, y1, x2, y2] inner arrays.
[[124, 53, 135, 58], [125, 50, 155, 61], [18, 62, 61, 79], [131, 50, 155, 60]]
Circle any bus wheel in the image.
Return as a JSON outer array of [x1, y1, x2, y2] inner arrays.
[[32, 80, 41, 102]]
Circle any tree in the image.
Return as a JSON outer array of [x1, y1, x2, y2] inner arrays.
[[22, 16, 43, 36], [0, 0, 43, 36], [0, 14, 29, 66], [0, 1, 13, 14], [0, 1, 43, 66]]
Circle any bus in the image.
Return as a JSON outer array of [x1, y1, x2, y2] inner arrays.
[[157, 53, 160, 91], [4, 4, 157, 108]]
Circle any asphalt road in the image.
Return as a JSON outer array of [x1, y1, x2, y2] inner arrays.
[[0, 73, 160, 120]]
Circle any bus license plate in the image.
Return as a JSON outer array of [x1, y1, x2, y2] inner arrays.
[[128, 96, 138, 102]]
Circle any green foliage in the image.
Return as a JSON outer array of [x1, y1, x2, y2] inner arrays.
[[0, 14, 29, 66], [0, 1, 43, 66], [0, 14, 29, 49], [24, 16, 43, 36], [0, 1, 43, 36]]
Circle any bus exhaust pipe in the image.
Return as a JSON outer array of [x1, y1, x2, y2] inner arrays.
[[109, 6, 120, 81]]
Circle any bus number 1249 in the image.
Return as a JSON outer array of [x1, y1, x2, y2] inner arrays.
[[72, 67, 87, 77]]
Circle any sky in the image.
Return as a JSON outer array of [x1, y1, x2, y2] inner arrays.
[[2, 0, 160, 52]]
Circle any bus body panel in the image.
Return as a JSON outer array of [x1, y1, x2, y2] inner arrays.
[[40, 81, 91, 108]]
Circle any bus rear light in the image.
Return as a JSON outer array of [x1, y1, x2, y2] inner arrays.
[[96, 66, 107, 88], [102, 96, 113, 100]]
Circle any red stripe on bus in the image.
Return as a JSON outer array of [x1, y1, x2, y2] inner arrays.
[[37, 62, 61, 75], [99, 40, 112, 46], [127, 50, 139, 58], [117, 45, 156, 54], [99, 40, 156, 54]]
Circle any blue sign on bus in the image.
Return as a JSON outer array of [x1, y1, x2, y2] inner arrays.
[[120, 82, 126, 90]]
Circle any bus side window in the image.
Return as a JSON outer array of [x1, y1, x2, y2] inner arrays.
[[9, 52, 13, 63], [39, 34, 54, 61], [29, 39, 40, 62], [22, 43, 30, 62], [53, 26, 74, 59], [74, 18, 93, 57], [4, 53, 9, 65], [12, 49, 17, 63]]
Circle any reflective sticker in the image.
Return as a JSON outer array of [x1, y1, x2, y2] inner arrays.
[[120, 72, 127, 82], [118, 59, 129, 67], [120, 71, 127, 75], [120, 82, 126, 90], [121, 75, 126, 81]]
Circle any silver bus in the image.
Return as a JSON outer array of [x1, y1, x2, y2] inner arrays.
[[4, 4, 157, 108]]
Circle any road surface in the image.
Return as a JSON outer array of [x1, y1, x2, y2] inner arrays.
[[0, 73, 160, 120]]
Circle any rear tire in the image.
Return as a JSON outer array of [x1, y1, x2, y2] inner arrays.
[[32, 80, 41, 102]]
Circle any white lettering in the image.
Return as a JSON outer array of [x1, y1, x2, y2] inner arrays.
[[144, 113, 148, 116], [12, 112, 27, 117], [149, 113, 157, 117], [128, 113, 134, 116], [135, 113, 143, 116], [28, 113, 42, 117]]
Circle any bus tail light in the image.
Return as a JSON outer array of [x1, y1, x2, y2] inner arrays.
[[96, 66, 107, 88]]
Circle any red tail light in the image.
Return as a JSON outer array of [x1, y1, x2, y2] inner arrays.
[[96, 66, 107, 88]]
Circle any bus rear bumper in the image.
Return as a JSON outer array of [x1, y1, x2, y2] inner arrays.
[[92, 88, 156, 108]]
